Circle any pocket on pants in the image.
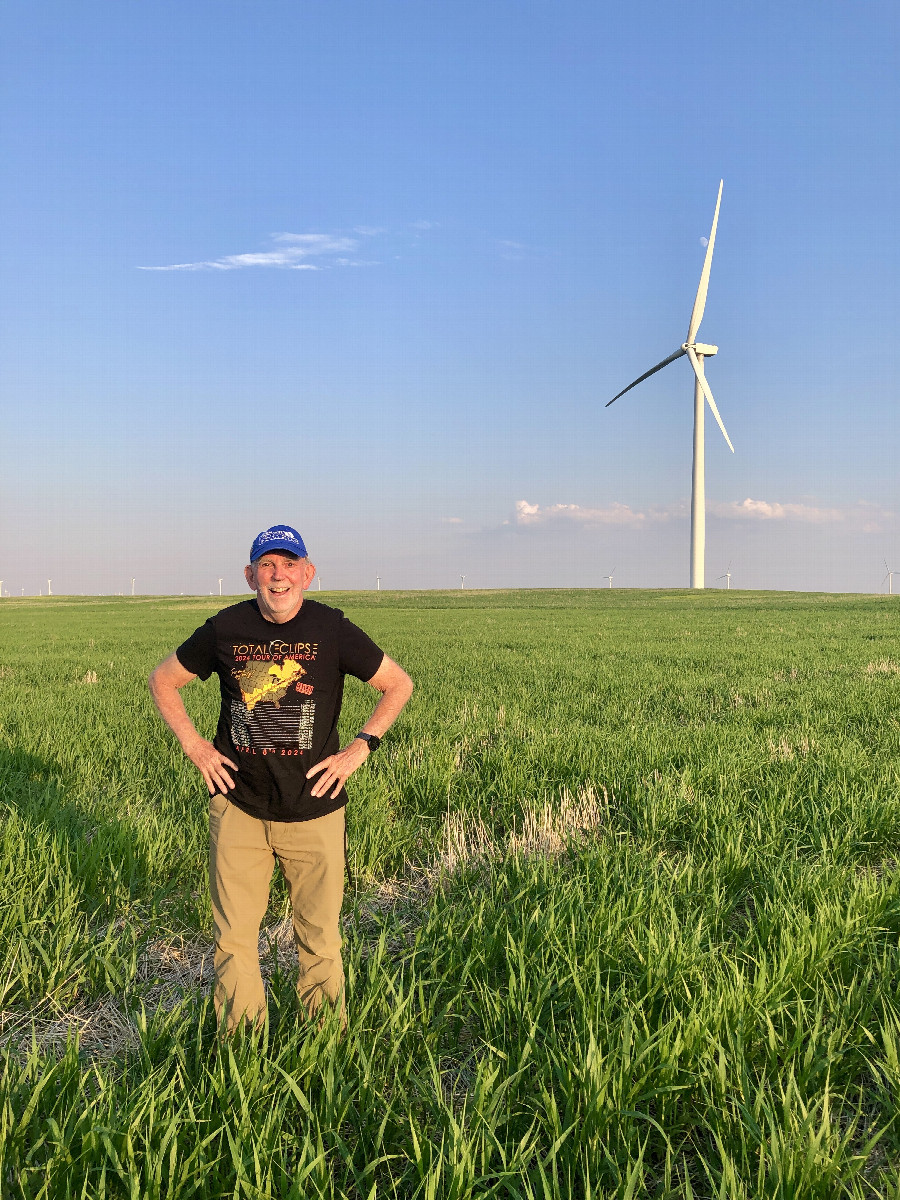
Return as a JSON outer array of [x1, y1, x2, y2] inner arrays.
[[209, 792, 230, 821]]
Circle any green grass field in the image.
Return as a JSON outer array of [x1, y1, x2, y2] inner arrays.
[[1, 589, 899, 1198]]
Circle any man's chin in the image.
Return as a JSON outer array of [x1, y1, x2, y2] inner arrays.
[[258, 589, 301, 617]]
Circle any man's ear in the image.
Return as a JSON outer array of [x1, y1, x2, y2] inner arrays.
[[244, 564, 256, 590], [303, 560, 316, 590]]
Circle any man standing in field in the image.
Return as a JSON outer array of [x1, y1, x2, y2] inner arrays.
[[148, 525, 413, 1032]]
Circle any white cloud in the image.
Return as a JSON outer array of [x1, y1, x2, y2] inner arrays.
[[440, 517, 463, 524], [710, 498, 844, 523], [849, 502, 896, 533], [510, 496, 895, 536], [139, 232, 360, 272], [514, 500, 658, 528]]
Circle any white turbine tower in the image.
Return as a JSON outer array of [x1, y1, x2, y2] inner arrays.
[[884, 561, 896, 596], [607, 181, 734, 589], [718, 563, 732, 589], [604, 568, 616, 588]]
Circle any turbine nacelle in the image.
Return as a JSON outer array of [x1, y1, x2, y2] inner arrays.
[[685, 342, 718, 357]]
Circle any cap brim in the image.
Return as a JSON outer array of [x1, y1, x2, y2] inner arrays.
[[251, 542, 306, 561]]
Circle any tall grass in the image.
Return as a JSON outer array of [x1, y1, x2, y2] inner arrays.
[[1, 589, 899, 1196]]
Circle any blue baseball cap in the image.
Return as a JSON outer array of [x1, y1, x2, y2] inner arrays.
[[249, 525, 308, 562]]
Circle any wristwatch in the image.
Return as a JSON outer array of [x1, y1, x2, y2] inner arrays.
[[355, 732, 381, 752]]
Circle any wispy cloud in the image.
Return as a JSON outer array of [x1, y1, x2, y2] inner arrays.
[[852, 502, 896, 533], [512, 500, 663, 528], [709, 498, 896, 531], [440, 517, 463, 524], [507, 496, 894, 533], [498, 239, 528, 260], [710, 498, 844, 523], [139, 232, 365, 272]]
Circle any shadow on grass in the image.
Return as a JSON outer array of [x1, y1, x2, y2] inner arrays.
[[0, 745, 172, 1010]]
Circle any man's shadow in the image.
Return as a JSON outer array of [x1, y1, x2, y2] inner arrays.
[[0, 744, 163, 1010]]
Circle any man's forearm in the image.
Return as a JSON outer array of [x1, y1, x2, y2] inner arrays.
[[149, 666, 238, 795], [149, 675, 203, 751], [361, 679, 414, 739]]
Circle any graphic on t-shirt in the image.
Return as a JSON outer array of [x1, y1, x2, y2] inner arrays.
[[230, 697, 316, 751], [232, 658, 308, 710], [229, 658, 317, 751]]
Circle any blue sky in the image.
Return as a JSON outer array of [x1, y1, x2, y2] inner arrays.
[[1, 0, 898, 594]]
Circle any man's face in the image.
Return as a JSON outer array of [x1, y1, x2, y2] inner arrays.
[[244, 552, 316, 623]]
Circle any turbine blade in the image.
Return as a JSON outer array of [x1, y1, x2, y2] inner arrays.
[[686, 345, 734, 453], [606, 348, 687, 407], [687, 180, 723, 344]]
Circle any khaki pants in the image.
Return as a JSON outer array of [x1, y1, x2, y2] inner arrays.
[[209, 795, 346, 1032]]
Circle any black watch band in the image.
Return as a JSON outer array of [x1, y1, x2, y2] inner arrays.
[[355, 732, 381, 752]]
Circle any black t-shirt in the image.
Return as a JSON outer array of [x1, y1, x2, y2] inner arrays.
[[176, 598, 384, 822]]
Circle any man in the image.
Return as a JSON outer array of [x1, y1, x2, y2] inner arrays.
[[148, 524, 413, 1032]]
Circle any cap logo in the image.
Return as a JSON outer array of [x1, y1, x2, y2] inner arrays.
[[258, 529, 298, 544]]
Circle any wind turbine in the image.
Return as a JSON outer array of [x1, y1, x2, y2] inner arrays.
[[607, 181, 734, 589], [604, 568, 616, 588], [718, 563, 732, 589], [884, 561, 897, 596]]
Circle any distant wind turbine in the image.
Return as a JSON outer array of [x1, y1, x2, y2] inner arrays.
[[884, 561, 897, 596], [607, 181, 734, 589], [718, 564, 732, 589], [604, 568, 616, 588]]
